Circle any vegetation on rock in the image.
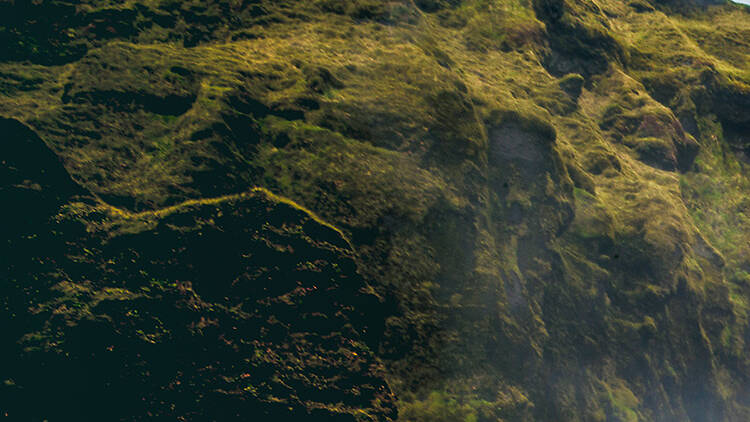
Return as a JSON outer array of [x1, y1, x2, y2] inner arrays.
[[1, 0, 749, 420]]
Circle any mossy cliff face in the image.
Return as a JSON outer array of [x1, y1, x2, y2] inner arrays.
[[1, 0, 749, 420]]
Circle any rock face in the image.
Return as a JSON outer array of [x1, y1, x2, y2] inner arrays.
[[0, 118, 84, 233], [1, 129, 397, 420], [1, 0, 750, 421]]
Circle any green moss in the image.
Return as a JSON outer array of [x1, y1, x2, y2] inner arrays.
[[558, 73, 585, 98], [568, 187, 615, 242], [600, 381, 641, 422], [3, 0, 750, 421], [399, 392, 479, 422]]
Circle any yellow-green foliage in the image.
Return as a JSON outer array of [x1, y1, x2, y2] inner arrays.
[[2, 0, 750, 421], [399, 388, 533, 422], [399, 392, 481, 422]]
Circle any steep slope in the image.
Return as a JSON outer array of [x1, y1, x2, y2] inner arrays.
[[0, 0, 749, 421], [1, 119, 396, 420]]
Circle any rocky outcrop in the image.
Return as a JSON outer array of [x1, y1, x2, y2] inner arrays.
[[0, 117, 84, 235], [1, 181, 397, 420]]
